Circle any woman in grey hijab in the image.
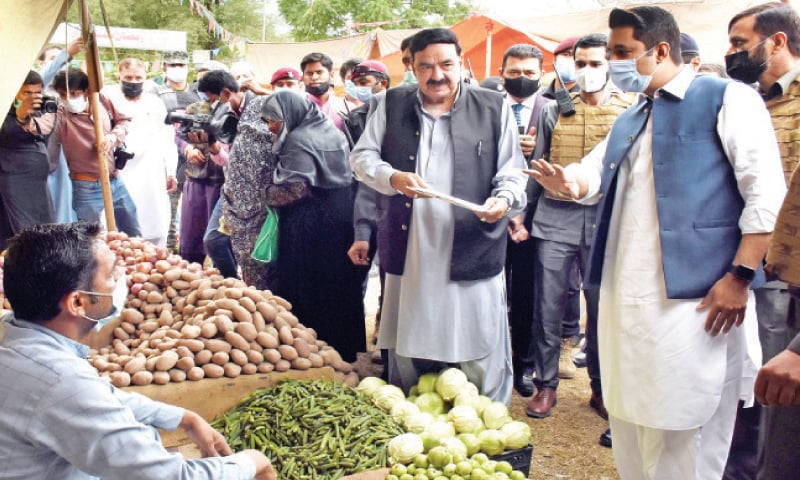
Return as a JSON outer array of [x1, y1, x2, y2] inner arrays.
[[261, 90, 366, 363]]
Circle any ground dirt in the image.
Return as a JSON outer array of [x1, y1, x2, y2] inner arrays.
[[350, 269, 620, 480]]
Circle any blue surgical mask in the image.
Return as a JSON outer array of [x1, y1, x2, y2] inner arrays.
[[402, 70, 417, 85], [609, 47, 656, 93], [354, 86, 374, 103], [79, 275, 128, 331], [555, 56, 576, 83], [345, 80, 357, 99], [198, 91, 209, 102]]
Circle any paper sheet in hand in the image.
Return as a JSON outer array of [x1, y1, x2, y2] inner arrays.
[[408, 187, 488, 213]]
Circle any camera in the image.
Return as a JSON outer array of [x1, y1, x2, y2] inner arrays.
[[164, 101, 238, 145], [113, 144, 134, 170], [38, 94, 58, 114]]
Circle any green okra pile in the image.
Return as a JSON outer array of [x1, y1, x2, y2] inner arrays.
[[212, 379, 404, 479]]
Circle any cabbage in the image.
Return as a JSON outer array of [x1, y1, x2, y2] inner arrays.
[[478, 429, 506, 456], [440, 436, 468, 460], [435, 368, 469, 401], [415, 392, 445, 415], [425, 420, 456, 442], [453, 389, 480, 409], [373, 384, 406, 411], [416, 372, 439, 393], [447, 405, 483, 434], [474, 395, 493, 416], [355, 376, 386, 398], [388, 433, 425, 464], [391, 400, 421, 423], [481, 401, 512, 430], [457, 433, 481, 456], [499, 421, 531, 449], [427, 446, 453, 468], [419, 431, 440, 452], [404, 411, 435, 433]]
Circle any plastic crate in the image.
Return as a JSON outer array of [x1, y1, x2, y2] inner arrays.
[[490, 444, 533, 477]]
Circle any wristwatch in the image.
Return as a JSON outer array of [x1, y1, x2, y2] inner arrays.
[[730, 264, 756, 283]]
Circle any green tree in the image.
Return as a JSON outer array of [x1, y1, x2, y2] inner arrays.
[[277, 0, 474, 41]]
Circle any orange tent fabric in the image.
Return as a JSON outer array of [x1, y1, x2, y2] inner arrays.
[[449, 14, 557, 81]]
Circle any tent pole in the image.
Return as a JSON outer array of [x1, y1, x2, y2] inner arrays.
[[80, 0, 116, 231]]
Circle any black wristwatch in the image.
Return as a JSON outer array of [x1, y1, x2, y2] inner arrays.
[[730, 264, 756, 283]]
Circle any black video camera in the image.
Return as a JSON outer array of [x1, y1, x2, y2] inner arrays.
[[164, 102, 237, 145], [113, 144, 134, 170], [37, 94, 58, 114]]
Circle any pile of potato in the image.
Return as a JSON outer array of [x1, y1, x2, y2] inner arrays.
[[89, 231, 356, 387]]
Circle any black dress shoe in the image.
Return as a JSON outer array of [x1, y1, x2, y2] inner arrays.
[[599, 428, 612, 448], [589, 392, 609, 420], [572, 350, 587, 368], [514, 374, 535, 397]]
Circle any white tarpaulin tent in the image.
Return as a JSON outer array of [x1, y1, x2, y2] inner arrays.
[[497, 0, 790, 63]]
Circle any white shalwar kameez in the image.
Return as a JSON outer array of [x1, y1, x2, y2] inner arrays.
[[571, 70, 786, 479], [103, 87, 177, 246], [350, 90, 527, 404]]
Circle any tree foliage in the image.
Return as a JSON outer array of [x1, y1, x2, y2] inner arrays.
[[277, 0, 475, 41]]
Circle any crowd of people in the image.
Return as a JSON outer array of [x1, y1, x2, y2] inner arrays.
[[2, 2, 800, 479]]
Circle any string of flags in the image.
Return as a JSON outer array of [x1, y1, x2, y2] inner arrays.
[[179, 0, 249, 46]]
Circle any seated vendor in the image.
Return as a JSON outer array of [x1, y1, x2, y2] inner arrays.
[[0, 222, 275, 480]]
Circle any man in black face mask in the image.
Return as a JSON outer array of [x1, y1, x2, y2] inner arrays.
[[498, 43, 546, 399], [102, 58, 178, 247], [725, 4, 800, 480], [300, 52, 350, 132]]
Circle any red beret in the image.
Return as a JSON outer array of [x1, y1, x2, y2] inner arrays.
[[351, 60, 389, 80], [554, 36, 580, 56], [270, 67, 301, 85]]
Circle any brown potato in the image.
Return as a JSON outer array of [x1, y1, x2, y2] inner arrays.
[[153, 371, 171, 385], [231, 305, 252, 324], [163, 268, 182, 282], [202, 363, 224, 378], [146, 291, 163, 304], [255, 301, 277, 322], [187, 366, 205, 381], [230, 349, 248, 366], [211, 351, 230, 366], [200, 322, 218, 339], [235, 322, 257, 342], [169, 368, 187, 383], [273, 359, 291, 372], [124, 356, 147, 375], [255, 331, 279, 349], [155, 351, 180, 371], [180, 339, 205, 353], [277, 311, 299, 328], [278, 325, 294, 345], [140, 320, 160, 333], [241, 363, 258, 375], [180, 324, 202, 339], [223, 362, 242, 378], [113, 327, 130, 341], [224, 331, 250, 352], [205, 339, 232, 353], [292, 338, 311, 358], [252, 311, 266, 333], [224, 287, 243, 299], [257, 362, 274, 373], [121, 308, 144, 325], [239, 296, 257, 313], [109, 371, 131, 388], [132, 370, 154, 386], [176, 346, 194, 359], [176, 356, 195, 371], [194, 349, 213, 365], [199, 288, 216, 300], [172, 279, 190, 290], [246, 349, 264, 365], [308, 352, 324, 368], [262, 349, 281, 364], [278, 344, 298, 361], [214, 315, 234, 335], [291, 357, 312, 370]]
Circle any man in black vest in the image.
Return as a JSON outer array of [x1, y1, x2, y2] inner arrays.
[[350, 28, 528, 402]]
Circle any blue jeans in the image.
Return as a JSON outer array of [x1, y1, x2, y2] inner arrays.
[[203, 198, 238, 278], [72, 177, 141, 237]]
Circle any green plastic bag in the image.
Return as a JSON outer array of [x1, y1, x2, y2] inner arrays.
[[251, 207, 278, 263]]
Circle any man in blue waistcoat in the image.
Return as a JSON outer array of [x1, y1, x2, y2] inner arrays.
[[350, 28, 528, 403], [527, 6, 786, 478]]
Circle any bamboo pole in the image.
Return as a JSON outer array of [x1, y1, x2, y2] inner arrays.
[[80, 0, 116, 231]]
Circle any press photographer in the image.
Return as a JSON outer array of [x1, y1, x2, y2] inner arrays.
[[0, 70, 57, 248], [165, 97, 233, 265]]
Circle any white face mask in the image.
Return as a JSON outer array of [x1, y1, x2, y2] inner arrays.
[[66, 96, 87, 114], [79, 275, 128, 331], [166, 66, 189, 83], [555, 56, 576, 83], [575, 66, 608, 93]]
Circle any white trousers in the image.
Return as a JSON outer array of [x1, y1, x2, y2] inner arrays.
[[610, 338, 744, 480]]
